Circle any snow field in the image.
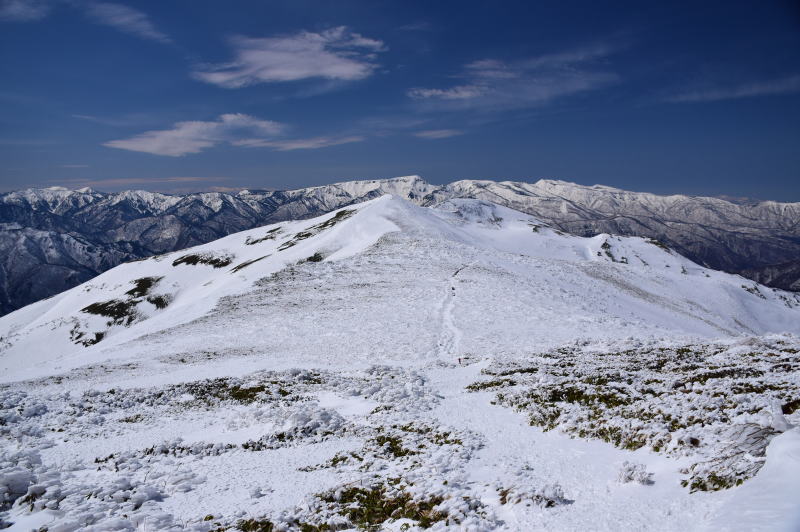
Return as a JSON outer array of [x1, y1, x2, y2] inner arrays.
[[2, 196, 800, 530]]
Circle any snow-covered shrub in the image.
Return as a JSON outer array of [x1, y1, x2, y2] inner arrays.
[[283, 406, 345, 437], [682, 423, 777, 492], [617, 461, 654, 485], [474, 337, 800, 490], [0, 450, 40, 510], [242, 405, 347, 451], [498, 483, 569, 507], [172, 251, 234, 268]]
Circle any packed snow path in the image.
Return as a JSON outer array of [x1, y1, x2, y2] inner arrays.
[[433, 266, 468, 361]]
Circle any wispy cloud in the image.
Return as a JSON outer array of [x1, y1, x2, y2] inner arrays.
[[666, 75, 800, 103], [408, 86, 487, 100], [72, 113, 162, 127], [356, 115, 431, 136], [193, 26, 386, 88], [61, 164, 89, 168], [414, 129, 464, 139], [104, 114, 364, 156], [104, 114, 285, 156], [407, 44, 618, 112], [232, 135, 365, 151], [83, 2, 170, 43], [398, 21, 432, 32], [1, 1, 170, 43], [73, 114, 107, 123], [0, 0, 49, 20]]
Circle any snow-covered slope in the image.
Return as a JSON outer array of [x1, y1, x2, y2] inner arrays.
[[2, 195, 798, 382], [0, 177, 432, 315], [428, 178, 800, 274], [0, 198, 397, 378], [1, 196, 799, 531]]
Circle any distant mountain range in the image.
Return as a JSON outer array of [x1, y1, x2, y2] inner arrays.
[[1, 175, 798, 315]]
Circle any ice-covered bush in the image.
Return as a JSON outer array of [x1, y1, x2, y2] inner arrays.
[[617, 461, 654, 485]]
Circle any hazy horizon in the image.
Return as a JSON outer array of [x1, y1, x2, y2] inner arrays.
[[0, 174, 792, 205]]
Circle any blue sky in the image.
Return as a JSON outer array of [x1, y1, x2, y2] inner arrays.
[[1, 0, 799, 199]]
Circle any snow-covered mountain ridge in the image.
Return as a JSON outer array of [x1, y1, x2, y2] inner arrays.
[[2, 194, 798, 379], [0, 176, 800, 313], [2, 176, 799, 316], [1, 196, 799, 530]]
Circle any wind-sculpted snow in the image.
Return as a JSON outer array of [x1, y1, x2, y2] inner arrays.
[[1, 196, 800, 530], [0, 364, 482, 530]]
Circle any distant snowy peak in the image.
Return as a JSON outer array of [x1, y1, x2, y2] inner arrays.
[[108, 190, 180, 213], [3, 186, 103, 214], [278, 175, 436, 204]]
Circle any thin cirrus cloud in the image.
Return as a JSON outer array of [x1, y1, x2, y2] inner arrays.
[[104, 114, 285, 157], [666, 75, 800, 103], [72, 113, 160, 128], [83, 2, 171, 43], [0, 0, 49, 20], [193, 26, 386, 88], [408, 86, 487, 100], [407, 44, 619, 112], [414, 129, 464, 139], [104, 114, 366, 156], [397, 21, 432, 32], [0, 0, 170, 43], [232, 135, 365, 151]]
